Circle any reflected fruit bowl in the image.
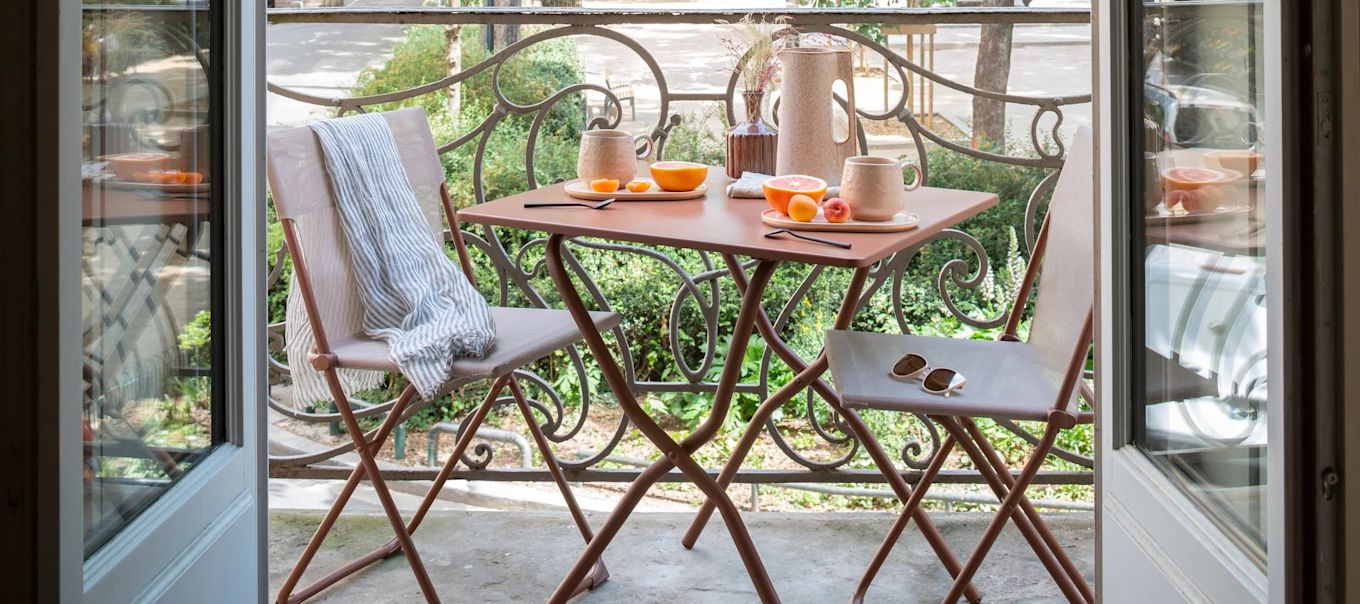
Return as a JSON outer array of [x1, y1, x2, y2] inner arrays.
[[99, 152, 172, 180]]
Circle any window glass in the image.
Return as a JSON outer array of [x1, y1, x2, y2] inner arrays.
[[1133, 0, 1268, 562], [81, 0, 220, 557]]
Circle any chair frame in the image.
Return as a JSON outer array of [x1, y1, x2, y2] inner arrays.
[[271, 178, 608, 603], [846, 213, 1097, 604]]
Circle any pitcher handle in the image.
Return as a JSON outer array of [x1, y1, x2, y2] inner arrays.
[[633, 134, 654, 160], [899, 160, 923, 191], [834, 49, 859, 153]]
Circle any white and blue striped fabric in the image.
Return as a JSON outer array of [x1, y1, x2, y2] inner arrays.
[[307, 113, 496, 401]]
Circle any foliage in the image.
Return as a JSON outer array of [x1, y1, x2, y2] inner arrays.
[[177, 310, 213, 367], [169, 310, 213, 418], [661, 104, 728, 166], [351, 24, 585, 209], [718, 15, 790, 94], [83, 11, 168, 76]]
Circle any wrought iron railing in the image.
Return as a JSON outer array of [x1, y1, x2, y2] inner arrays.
[[264, 6, 1094, 490]]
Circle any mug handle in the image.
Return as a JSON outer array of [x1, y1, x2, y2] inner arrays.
[[633, 134, 654, 160], [899, 160, 923, 191]]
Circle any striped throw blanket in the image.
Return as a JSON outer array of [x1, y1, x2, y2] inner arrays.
[[298, 113, 496, 401]]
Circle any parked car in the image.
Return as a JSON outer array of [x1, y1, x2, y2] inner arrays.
[[1144, 52, 1261, 150]]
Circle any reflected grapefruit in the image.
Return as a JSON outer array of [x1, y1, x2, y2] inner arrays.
[[762, 175, 827, 215], [1161, 166, 1238, 193]]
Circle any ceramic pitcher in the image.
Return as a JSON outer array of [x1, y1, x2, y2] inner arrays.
[[577, 129, 653, 183], [775, 47, 859, 185], [840, 155, 923, 222]]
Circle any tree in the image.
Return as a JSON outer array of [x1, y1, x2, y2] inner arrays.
[[423, 0, 465, 125], [971, 0, 1017, 151], [490, 0, 521, 51]]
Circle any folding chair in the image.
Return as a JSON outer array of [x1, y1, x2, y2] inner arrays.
[[826, 127, 1096, 603], [267, 107, 618, 603]]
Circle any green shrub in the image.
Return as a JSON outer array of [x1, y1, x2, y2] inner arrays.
[[351, 25, 585, 209], [661, 104, 728, 165]]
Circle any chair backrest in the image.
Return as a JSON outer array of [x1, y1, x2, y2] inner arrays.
[[1017, 126, 1095, 408], [265, 107, 448, 344]]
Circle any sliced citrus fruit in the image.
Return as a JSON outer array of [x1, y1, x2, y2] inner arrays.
[[787, 194, 819, 222], [1161, 166, 1236, 193], [1203, 150, 1262, 175], [589, 178, 620, 193], [762, 174, 827, 215], [625, 180, 652, 193], [649, 161, 709, 192]]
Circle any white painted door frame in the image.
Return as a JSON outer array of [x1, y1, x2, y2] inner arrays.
[[1095, 1, 1287, 602], [52, 0, 267, 601]]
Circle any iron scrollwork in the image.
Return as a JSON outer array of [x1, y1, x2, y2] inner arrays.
[[264, 9, 1095, 486]]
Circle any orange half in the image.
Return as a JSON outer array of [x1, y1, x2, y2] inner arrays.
[[649, 161, 709, 192]]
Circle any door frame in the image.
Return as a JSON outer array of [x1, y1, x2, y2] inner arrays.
[[1095, 0, 1341, 602], [1341, 1, 1360, 600], [3, 0, 82, 600], [26, 0, 267, 601]]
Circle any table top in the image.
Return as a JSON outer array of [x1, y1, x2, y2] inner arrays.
[[458, 169, 998, 268], [1144, 203, 1265, 257], [83, 182, 210, 226]]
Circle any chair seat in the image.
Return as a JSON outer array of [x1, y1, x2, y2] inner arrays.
[[329, 307, 621, 389], [824, 330, 1069, 422]]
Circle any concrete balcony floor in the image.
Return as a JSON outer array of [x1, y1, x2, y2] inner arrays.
[[269, 507, 1094, 602]]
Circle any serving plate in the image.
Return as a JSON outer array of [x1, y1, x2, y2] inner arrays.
[[1146, 204, 1250, 225], [565, 179, 707, 201], [760, 208, 919, 233]]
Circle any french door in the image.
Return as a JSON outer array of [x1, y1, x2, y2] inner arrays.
[[1097, 0, 1340, 601], [59, 0, 265, 601]]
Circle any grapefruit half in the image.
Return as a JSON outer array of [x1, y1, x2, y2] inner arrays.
[[1161, 166, 1239, 193], [762, 175, 828, 215]]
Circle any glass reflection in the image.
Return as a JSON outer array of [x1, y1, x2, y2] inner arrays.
[[1134, 0, 1268, 560], [81, 1, 219, 557]]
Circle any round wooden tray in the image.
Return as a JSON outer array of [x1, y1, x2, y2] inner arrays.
[[761, 208, 919, 233], [565, 179, 707, 201]]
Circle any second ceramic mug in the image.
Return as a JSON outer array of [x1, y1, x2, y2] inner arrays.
[[577, 129, 653, 184], [840, 155, 923, 221]]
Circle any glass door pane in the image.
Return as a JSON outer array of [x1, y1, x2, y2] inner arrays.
[[81, 0, 221, 557], [1131, 0, 1268, 563]]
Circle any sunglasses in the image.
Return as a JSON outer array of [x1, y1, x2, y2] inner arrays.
[[890, 353, 967, 398]]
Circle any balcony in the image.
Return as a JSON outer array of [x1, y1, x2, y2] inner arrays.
[[262, 3, 1095, 601]]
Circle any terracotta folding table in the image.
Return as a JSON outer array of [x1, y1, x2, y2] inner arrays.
[[458, 169, 996, 603]]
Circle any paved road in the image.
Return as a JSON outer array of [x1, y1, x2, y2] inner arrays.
[[266, 0, 425, 128]]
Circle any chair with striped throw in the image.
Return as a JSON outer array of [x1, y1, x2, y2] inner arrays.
[[267, 107, 617, 603]]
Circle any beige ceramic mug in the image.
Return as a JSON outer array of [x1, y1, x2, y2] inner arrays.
[[577, 129, 653, 184], [840, 155, 923, 221]]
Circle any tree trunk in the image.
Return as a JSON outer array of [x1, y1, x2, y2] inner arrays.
[[971, 0, 1015, 151], [445, 24, 462, 123], [490, 0, 521, 51]]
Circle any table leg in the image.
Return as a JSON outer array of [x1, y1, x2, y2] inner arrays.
[[681, 258, 869, 548], [684, 258, 981, 603], [543, 234, 781, 604]]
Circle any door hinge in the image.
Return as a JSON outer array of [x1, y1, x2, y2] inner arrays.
[[1317, 91, 1335, 144], [1321, 466, 1340, 501]]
